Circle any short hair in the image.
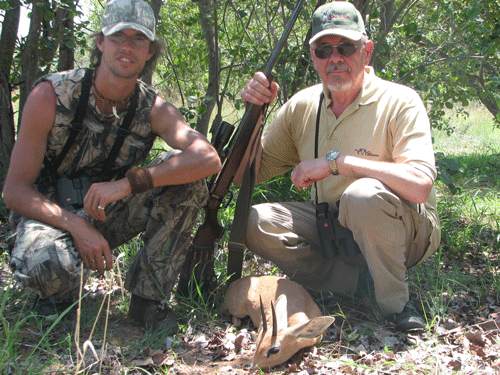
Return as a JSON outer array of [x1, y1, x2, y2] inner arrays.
[[89, 32, 165, 78]]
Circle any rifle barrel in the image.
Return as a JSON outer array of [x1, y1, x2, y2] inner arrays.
[[263, 0, 305, 76], [222, 0, 305, 170]]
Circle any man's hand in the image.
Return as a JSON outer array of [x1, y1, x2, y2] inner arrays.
[[70, 217, 113, 274], [242, 72, 280, 106], [291, 158, 331, 190], [84, 178, 131, 221]]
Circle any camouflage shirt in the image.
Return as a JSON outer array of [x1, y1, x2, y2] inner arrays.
[[36, 68, 157, 196]]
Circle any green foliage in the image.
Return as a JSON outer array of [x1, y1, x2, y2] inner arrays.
[[154, 0, 314, 133], [0, 196, 9, 222], [2, 0, 500, 141], [432, 107, 500, 260], [253, 171, 309, 205], [435, 152, 463, 194], [373, 0, 500, 129], [0, 271, 77, 374]]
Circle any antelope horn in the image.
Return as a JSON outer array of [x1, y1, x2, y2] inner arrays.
[[260, 295, 267, 332], [270, 300, 278, 338]]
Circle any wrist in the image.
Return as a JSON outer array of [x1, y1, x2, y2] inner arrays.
[[64, 212, 90, 234], [325, 150, 340, 175], [126, 167, 154, 194]]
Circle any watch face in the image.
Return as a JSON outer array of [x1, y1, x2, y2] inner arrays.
[[326, 150, 339, 161]]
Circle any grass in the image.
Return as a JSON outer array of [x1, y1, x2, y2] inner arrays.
[[1, 103, 499, 373], [409, 104, 500, 332]]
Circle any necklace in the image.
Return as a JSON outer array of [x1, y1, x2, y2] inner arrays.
[[92, 75, 135, 118]]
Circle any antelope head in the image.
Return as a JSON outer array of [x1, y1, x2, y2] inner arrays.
[[252, 294, 334, 369]]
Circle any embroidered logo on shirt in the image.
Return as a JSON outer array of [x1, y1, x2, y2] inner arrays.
[[355, 148, 379, 157]]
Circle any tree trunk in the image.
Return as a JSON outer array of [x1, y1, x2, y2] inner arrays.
[[18, 0, 43, 126], [142, 0, 163, 85], [0, 0, 21, 190], [57, 0, 75, 72], [193, 0, 219, 137], [290, 0, 326, 97], [466, 75, 500, 121], [370, 0, 412, 70]]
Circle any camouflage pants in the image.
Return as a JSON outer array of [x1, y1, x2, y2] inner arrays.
[[8, 151, 209, 303]]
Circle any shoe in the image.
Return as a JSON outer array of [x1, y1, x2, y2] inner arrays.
[[128, 294, 179, 334], [387, 300, 426, 331], [34, 296, 76, 318], [355, 267, 375, 299]]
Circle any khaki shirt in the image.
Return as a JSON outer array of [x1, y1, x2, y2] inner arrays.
[[258, 66, 440, 261]]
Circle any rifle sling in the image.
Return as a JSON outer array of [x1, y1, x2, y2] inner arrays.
[[226, 124, 263, 285], [43, 68, 93, 176], [313, 93, 325, 205]]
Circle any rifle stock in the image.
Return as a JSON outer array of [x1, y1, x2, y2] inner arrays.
[[177, 0, 305, 298]]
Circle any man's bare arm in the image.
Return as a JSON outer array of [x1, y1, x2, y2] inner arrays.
[[149, 97, 222, 185], [83, 95, 222, 221], [2, 82, 113, 273], [291, 155, 433, 204]]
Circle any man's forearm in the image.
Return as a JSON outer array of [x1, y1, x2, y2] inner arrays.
[[4, 182, 88, 233], [148, 146, 221, 187], [338, 155, 433, 204]]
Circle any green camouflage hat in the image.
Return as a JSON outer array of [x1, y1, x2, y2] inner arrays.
[[309, 2, 366, 45], [101, 0, 156, 41]]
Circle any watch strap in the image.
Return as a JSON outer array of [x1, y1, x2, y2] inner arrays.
[[329, 158, 339, 175]]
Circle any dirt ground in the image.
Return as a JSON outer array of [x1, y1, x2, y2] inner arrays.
[[45, 280, 500, 375]]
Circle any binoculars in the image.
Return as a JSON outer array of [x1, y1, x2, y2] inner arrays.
[[315, 202, 361, 259]]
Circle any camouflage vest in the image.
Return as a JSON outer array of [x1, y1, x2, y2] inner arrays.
[[35, 68, 157, 195]]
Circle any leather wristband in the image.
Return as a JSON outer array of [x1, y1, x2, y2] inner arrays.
[[126, 167, 154, 194]]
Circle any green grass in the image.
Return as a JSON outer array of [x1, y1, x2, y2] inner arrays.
[[408, 103, 500, 325], [434, 108, 500, 155]]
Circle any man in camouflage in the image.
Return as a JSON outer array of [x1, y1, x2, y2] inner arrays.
[[2, 0, 221, 332]]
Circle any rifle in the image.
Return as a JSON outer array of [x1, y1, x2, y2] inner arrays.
[[177, 0, 305, 297]]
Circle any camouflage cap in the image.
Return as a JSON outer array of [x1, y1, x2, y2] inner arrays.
[[101, 0, 156, 41], [309, 2, 366, 45]]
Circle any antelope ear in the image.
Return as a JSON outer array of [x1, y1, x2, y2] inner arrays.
[[289, 316, 335, 339], [275, 294, 288, 330]]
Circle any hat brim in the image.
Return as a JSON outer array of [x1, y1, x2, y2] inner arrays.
[[309, 29, 363, 46], [102, 22, 155, 41]]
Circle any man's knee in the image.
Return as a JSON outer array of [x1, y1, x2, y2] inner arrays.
[[153, 176, 208, 210], [340, 178, 403, 226], [9, 220, 84, 299], [246, 203, 285, 235], [246, 203, 285, 252], [10, 243, 83, 299], [246, 204, 264, 247]]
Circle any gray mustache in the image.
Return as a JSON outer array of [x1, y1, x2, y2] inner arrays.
[[325, 64, 351, 73]]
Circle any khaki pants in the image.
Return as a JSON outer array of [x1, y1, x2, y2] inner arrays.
[[246, 178, 434, 315]]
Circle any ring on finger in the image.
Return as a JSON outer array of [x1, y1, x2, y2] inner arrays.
[[97, 205, 105, 210]]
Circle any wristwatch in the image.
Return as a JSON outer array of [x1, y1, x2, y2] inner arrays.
[[325, 150, 340, 175]]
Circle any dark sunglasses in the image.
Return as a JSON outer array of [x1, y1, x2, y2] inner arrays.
[[313, 42, 360, 59]]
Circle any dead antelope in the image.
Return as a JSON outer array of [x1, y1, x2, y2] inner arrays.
[[220, 275, 335, 369]]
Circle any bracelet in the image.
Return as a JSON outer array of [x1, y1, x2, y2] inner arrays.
[[126, 167, 154, 194]]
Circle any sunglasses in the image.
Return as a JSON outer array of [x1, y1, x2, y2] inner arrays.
[[108, 32, 150, 48], [313, 42, 360, 59]]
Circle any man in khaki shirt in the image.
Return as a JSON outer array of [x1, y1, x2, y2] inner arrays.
[[239, 2, 440, 331]]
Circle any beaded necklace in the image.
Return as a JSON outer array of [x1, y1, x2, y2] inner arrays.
[[92, 73, 135, 118]]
